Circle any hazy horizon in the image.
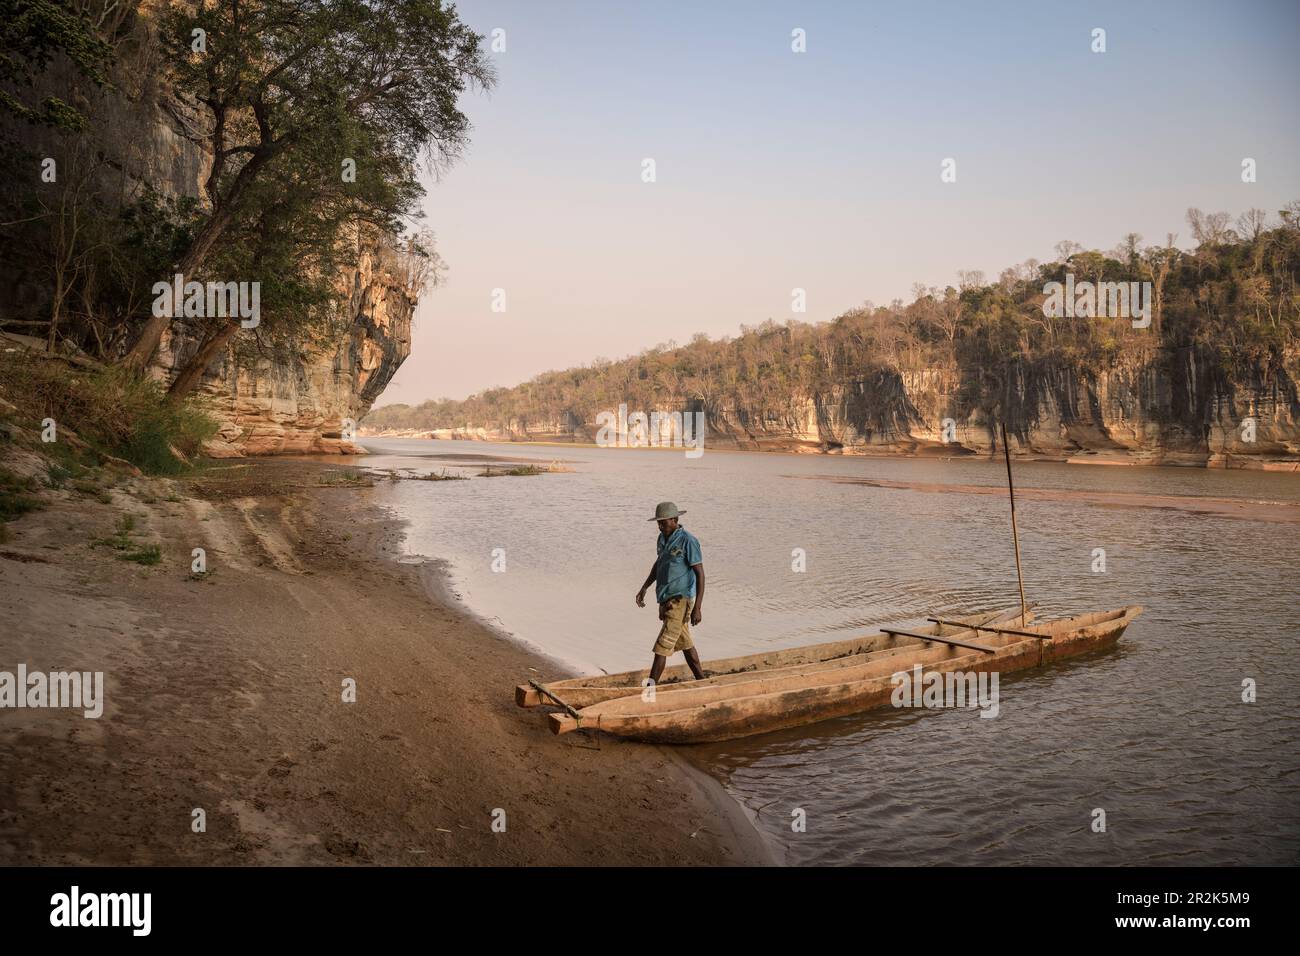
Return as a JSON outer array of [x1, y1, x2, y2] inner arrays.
[[379, 0, 1300, 406]]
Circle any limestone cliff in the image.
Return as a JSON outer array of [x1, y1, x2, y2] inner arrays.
[[155, 248, 415, 457], [693, 348, 1300, 469], [136, 54, 416, 457], [368, 346, 1300, 471], [0, 3, 421, 458]]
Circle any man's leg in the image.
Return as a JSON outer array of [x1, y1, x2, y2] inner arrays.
[[649, 653, 668, 684], [683, 647, 705, 680], [674, 599, 703, 679], [649, 598, 688, 687]]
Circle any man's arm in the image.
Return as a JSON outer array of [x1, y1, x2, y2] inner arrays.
[[690, 564, 705, 625], [635, 561, 657, 607]]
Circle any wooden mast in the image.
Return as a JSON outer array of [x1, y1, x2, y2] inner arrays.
[[1000, 420, 1029, 627]]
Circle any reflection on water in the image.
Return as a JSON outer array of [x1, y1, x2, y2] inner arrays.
[[361, 438, 1300, 865]]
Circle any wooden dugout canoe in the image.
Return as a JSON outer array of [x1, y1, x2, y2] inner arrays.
[[516, 608, 1026, 710], [546, 606, 1142, 744]]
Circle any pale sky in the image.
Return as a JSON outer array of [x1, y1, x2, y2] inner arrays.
[[379, 0, 1300, 405]]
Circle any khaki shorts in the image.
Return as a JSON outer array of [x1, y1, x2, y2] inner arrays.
[[653, 596, 695, 657]]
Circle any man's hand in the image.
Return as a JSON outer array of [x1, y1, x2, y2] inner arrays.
[[635, 587, 647, 608], [691, 605, 703, 626]]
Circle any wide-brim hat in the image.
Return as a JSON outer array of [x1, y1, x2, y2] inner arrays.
[[649, 501, 686, 522]]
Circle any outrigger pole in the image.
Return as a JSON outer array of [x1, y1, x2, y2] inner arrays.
[[1000, 420, 1029, 627]]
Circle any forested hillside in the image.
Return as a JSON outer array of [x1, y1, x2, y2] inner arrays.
[[364, 206, 1300, 468]]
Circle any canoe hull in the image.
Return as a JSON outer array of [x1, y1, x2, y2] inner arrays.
[[516, 609, 1021, 708], [548, 607, 1140, 744]]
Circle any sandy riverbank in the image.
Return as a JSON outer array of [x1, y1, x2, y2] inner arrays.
[[0, 457, 771, 866]]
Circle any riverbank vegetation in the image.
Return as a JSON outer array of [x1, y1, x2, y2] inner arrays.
[[0, 0, 485, 458], [0, 349, 217, 474]]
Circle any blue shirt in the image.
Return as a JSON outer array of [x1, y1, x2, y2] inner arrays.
[[655, 526, 702, 604]]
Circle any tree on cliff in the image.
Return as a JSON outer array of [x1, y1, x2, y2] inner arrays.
[[162, 102, 431, 400], [122, 0, 493, 372], [1140, 234, 1179, 337]]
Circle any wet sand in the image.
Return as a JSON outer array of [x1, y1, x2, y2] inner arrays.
[[0, 457, 771, 866]]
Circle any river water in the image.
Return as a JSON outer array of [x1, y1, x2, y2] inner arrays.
[[358, 437, 1300, 865]]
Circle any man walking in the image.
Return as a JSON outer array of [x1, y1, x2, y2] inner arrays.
[[635, 501, 706, 684]]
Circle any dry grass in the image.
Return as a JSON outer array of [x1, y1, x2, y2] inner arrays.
[[478, 461, 572, 477], [0, 350, 217, 474]]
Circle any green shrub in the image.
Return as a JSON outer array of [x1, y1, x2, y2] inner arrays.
[[46, 459, 89, 488], [122, 543, 162, 565], [71, 477, 112, 504], [317, 469, 371, 486], [93, 512, 159, 564], [0, 353, 218, 475], [404, 468, 467, 481], [0, 467, 42, 521], [479, 464, 547, 477]]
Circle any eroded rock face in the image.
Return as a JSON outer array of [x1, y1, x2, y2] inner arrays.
[[369, 348, 1300, 470], [0, 6, 418, 459], [154, 249, 415, 457], [137, 60, 416, 457], [712, 351, 1300, 468]]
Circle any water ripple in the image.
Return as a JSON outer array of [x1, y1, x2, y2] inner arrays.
[[362, 438, 1300, 865]]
